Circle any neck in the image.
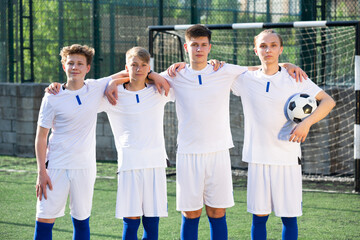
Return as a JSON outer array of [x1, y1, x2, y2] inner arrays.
[[261, 62, 280, 75], [125, 79, 146, 91], [65, 79, 85, 90], [190, 61, 208, 71]]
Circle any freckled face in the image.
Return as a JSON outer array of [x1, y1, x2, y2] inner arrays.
[[62, 54, 90, 81]]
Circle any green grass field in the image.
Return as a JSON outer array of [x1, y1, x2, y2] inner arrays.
[[0, 156, 359, 240]]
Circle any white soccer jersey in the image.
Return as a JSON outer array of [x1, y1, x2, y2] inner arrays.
[[231, 67, 322, 165], [37, 77, 111, 169], [161, 64, 247, 154], [102, 84, 175, 171]]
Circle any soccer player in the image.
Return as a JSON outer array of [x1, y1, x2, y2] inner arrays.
[[33, 44, 136, 240], [231, 29, 336, 239], [101, 47, 174, 239]]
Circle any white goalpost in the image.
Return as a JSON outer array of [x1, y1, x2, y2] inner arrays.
[[148, 20, 360, 192]]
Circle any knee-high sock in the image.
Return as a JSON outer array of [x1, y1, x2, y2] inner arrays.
[[123, 218, 140, 240], [142, 216, 159, 240], [281, 217, 298, 240], [72, 217, 90, 240], [208, 214, 227, 240], [251, 215, 269, 240], [180, 214, 200, 240], [34, 221, 54, 240]]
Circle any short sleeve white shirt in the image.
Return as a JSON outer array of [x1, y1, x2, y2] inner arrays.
[[231, 67, 322, 165], [37, 77, 111, 169], [102, 84, 175, 171], [161, 64, 247, 154]]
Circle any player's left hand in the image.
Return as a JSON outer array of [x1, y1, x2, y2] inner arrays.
[[289, 120, 311, 143], [208, 59, 225, 71], [167, 62, 186, 77], [45, 82, 61, 95], [285, 63, 308, 82]]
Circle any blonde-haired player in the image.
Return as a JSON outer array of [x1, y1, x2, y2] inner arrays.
[[102, 47, 174, 239]]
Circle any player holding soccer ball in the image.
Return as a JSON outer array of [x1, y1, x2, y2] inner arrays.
[[231, 29, 336, 239]]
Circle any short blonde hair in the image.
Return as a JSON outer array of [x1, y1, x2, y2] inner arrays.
[[126, 47, 150, 64], [60, 44, 95, 65], [254, 29, 283, 47]]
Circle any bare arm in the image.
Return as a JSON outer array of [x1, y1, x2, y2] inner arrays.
[[35, 126, 52, 200], [289, 91, 336, 143], [147, 71, 170, 96], [105, 77, 130, 105]]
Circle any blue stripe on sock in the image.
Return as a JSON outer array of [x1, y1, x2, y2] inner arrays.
[[198, 75, 202, 85], [266, 82, 270, 92], [136, 94, 140, 103], [76, 95, 82, 105]]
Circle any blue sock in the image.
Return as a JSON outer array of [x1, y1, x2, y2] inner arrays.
[[180, 214, 200, 240], [142, 216, 159, 240], [281, 217, 298, 240], [34, 221, 54, 240], [251, 215, 269, 240], [72, 217, 90, 240], [208, 214, 227, 240], [123, 218, 140, 240]]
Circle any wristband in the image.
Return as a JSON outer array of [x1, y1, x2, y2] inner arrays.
[[147, 70, 153, 79]]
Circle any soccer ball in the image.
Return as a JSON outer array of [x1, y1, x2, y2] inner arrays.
[[286, 93, 318, 123]]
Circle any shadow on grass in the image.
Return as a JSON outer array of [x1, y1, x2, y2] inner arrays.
[[0, 221, 121, 239]]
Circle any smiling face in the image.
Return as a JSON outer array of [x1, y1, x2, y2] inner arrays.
[[254, 32, 283, 65], [184, 36, 212, 69], [62, 54, 90, 82], [126, 56, 150, 83]]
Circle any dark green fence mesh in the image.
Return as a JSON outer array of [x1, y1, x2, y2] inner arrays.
[[1, 0, 359, 83]]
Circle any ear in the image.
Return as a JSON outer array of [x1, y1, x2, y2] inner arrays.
[[86, 64, 91, 73], [254, 47, 258, 56], [208, 43, 212, 53], [125, 64, 129, 72], [279, 46, 284, 55], [184, 42, 188, 53], [62, 64, 66, 71]]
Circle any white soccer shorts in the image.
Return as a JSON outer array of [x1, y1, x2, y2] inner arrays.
[[115, 167, 168, 219], [36, 168, 96, 220], [176, 150, 234, 211], [247, 163, 302, 217]]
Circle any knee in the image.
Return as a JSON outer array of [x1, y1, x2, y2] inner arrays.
[[36, 218, 56, 224], [182, 209, 202, 219], [205, 206, 226, 218]]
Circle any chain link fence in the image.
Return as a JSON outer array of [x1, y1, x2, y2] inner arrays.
[[1, 0, 359, 83]]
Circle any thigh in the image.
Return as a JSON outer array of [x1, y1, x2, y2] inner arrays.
[[143, 168, 168, 217], [247, 163, 272, 215], [68, 168, 97, 220], [176, 153, 205, 211], [36, 169, 70, 219], [203, 150, 234, 209], [115, 169, 143, 219], [270, 165, 302, 217]]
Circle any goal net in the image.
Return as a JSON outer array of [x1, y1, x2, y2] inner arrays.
[[149, 21, 360, 191]]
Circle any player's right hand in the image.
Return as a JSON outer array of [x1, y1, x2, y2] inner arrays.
[[36, 170, 53, 201], [105, 79, 120, 105], [45, 82, 61, 95], [167, 62, 186, 77]]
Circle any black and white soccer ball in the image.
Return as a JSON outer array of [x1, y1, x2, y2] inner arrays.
[[286, 93, 318, 123]]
